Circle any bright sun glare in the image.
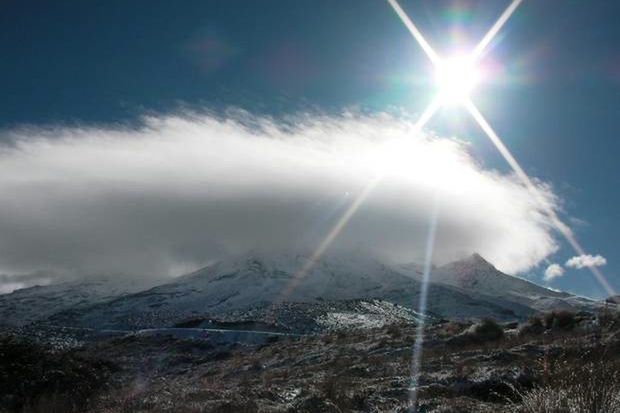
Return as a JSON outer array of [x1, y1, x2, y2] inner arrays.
[[435, 55, 480, 104]]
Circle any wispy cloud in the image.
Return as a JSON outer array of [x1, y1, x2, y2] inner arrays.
[[566, 254, 607, 269], [0, 110, 560, 281], [0, 272, 51, 294], [543, 263, 565, 281]]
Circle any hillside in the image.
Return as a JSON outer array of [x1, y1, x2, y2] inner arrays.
[[44, 252, 534, 330]]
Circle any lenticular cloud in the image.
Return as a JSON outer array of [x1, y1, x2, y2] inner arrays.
[[0, 110, 559, 279]]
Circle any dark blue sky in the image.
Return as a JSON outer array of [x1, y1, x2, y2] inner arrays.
[[1, 0, 618, 297]]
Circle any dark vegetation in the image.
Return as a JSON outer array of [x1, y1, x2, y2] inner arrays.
[[446, 318, 504, 346], [543, 309, 578, 331], [509, 351, 620, 412], [3, 307, 620, 412], [0, 335, 116, 413]]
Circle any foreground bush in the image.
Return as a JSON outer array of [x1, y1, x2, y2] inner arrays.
[[0, 335, 115, 412], [468, 318, 504, 342], [448, 318, 504, 346], [511, 355, 620, 412], [543, 310, 576, 331], [519, 316, 545, 336], [598, 306, 620, 330]]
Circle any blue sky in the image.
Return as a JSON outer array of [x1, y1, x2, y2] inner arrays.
[[1, 0, 618, 297]]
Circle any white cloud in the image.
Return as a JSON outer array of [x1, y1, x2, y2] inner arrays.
[[543, 263, 565, 281], [565, 254, 607, 269], [0, 111, 560, 280]]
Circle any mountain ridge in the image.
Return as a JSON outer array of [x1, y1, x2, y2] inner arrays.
[[0, 251, 602, 329]]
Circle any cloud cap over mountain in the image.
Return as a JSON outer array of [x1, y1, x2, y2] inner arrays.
[[0, 111, 560, 280]]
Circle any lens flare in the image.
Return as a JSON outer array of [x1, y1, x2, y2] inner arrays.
[[386, 0, 441, 66], [385, 0, 617, 409], [409, 193, 439, 409], [472, 0, 524, 59], [436, 55, 480, 104]]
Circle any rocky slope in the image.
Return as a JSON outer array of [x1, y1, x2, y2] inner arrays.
[[6, 310, 619, 413]]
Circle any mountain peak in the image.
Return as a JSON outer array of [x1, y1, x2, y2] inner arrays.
[[468, 253, 495, 268], [442, 253, 496, 273]]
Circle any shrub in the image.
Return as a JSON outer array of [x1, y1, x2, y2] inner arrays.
[[511, 386, 571, 412], [447, 318, 504, 346], [0, 335, 115, 412], [386, 324, 402, 338], [440, 321, 464, 337], [544, 310, 576, 331], [470, 318, 504, 342], [511, 354, 620, 412], [598, 306, 620, 330], [519, 316, 545, 336], [320, 373, 367, 411]]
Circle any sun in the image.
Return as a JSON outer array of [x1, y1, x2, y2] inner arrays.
[[435, 55, 480, 105]]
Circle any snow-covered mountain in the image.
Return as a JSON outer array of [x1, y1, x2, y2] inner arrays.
[[400, 253, 599, 312], [4, 251, 599, 330], [44, 251, 534, 330], [0, 276, 162, 327]]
